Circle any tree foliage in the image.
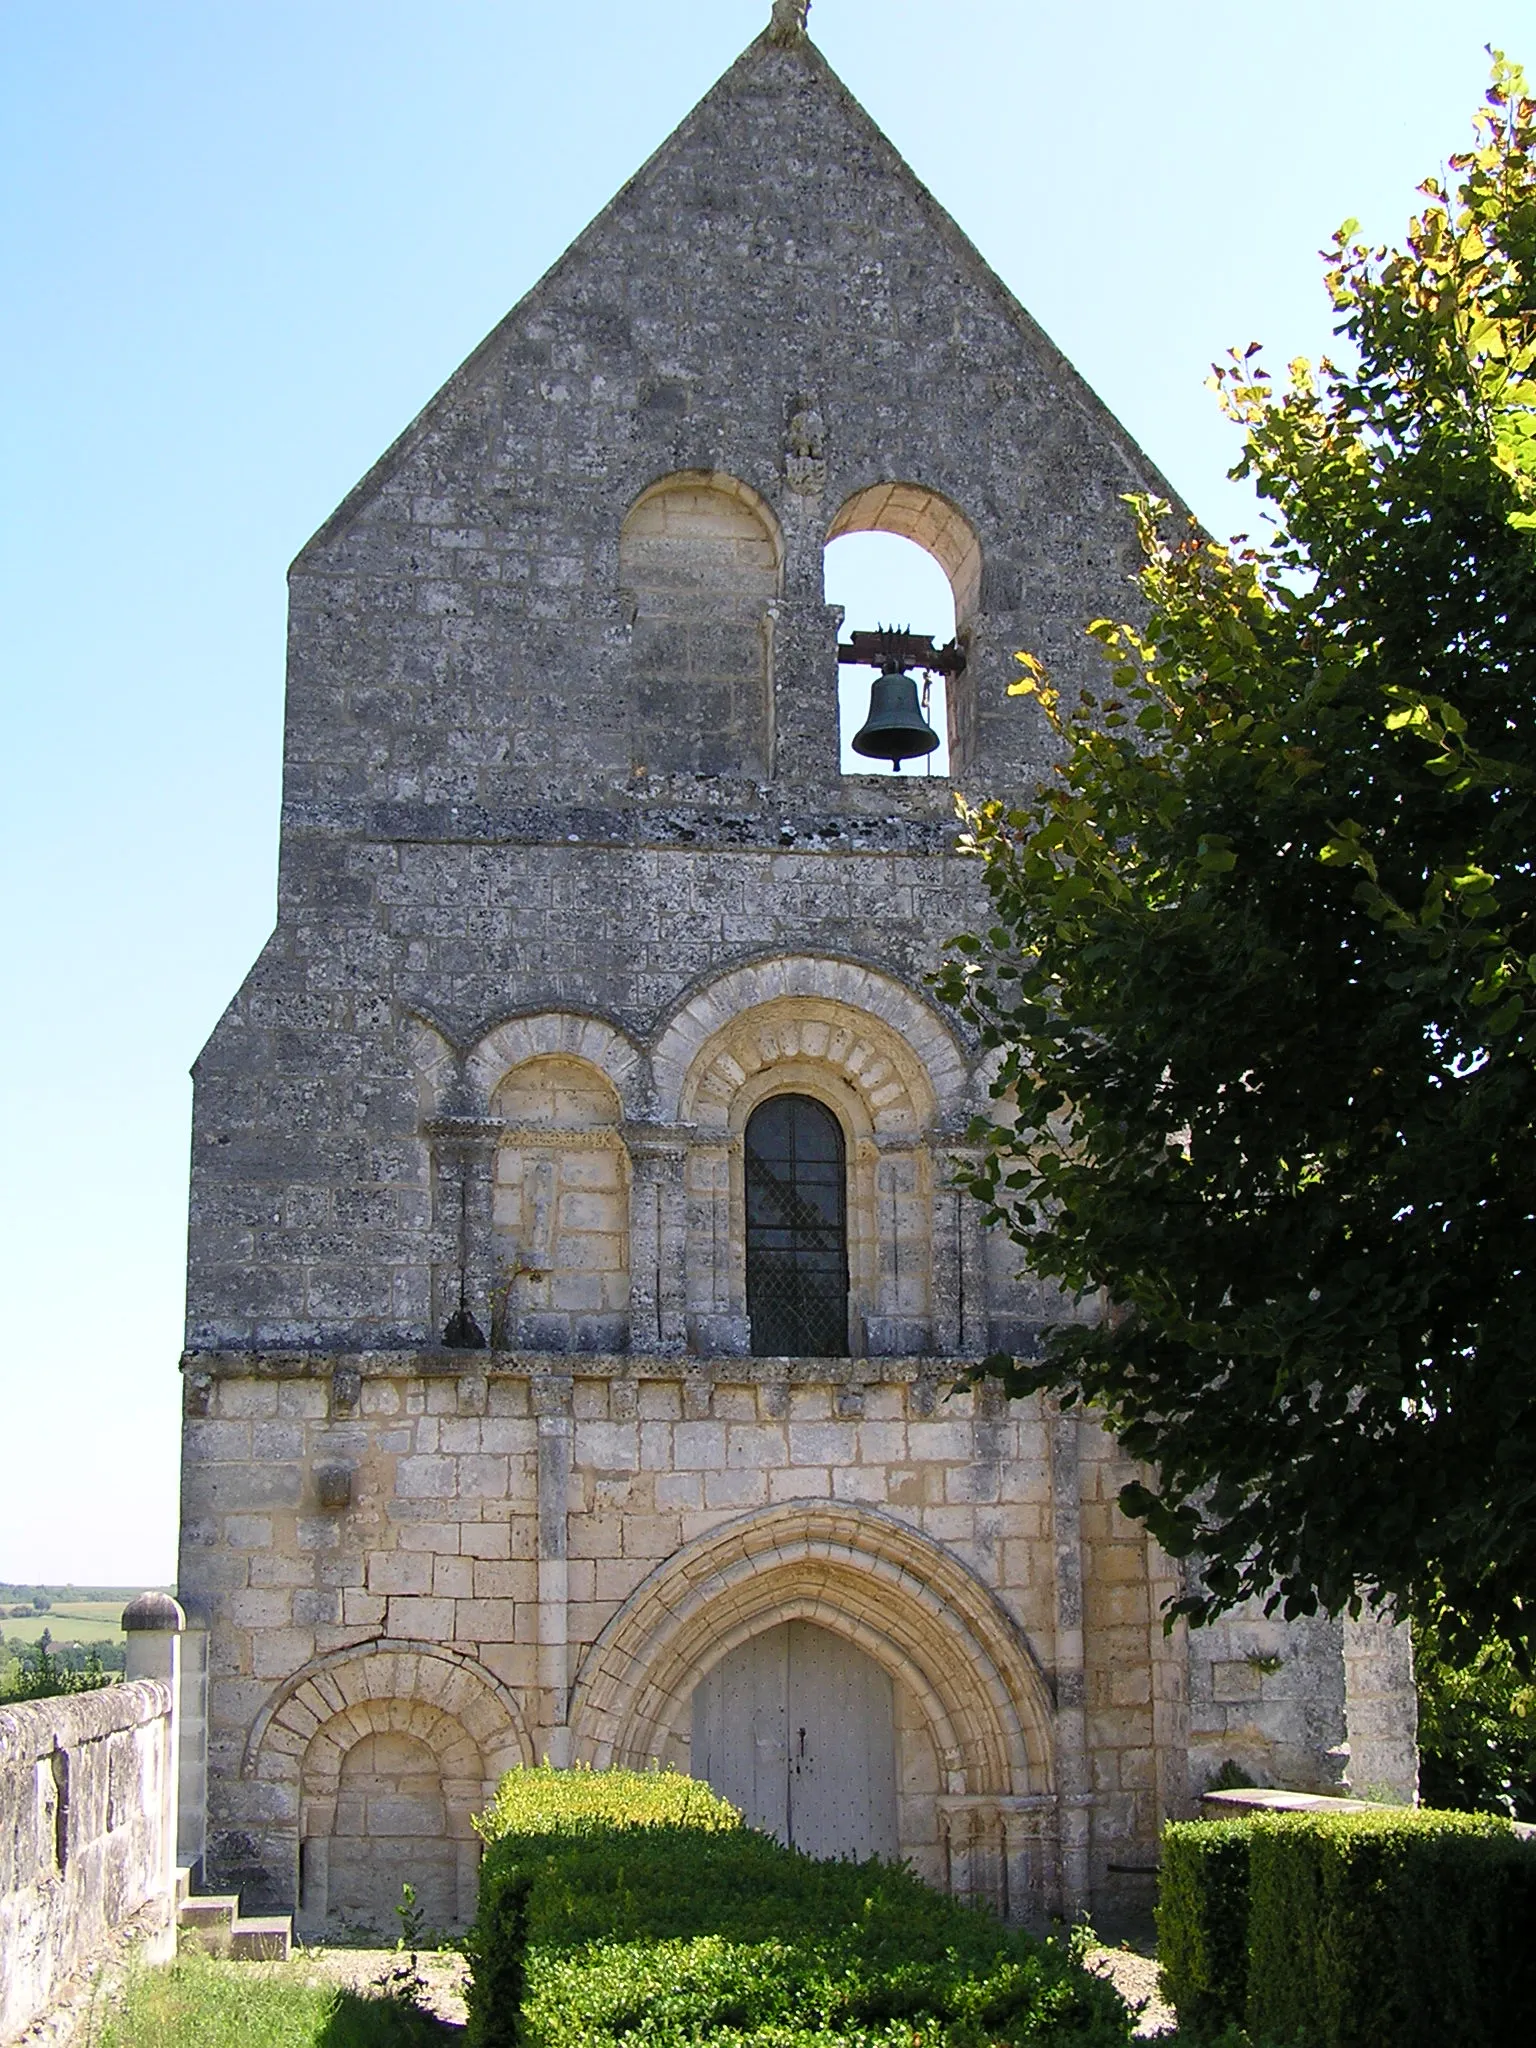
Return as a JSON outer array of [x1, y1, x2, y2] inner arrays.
[[1414, 1611, 1536, 1818], [0, 1638, 115, 1702], [936, 57, 1536, 1648]]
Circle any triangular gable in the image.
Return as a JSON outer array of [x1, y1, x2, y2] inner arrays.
[[298, 28, 1173, 565]]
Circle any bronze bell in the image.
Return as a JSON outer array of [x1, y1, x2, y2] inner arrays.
[[851, 664, 941, 770]]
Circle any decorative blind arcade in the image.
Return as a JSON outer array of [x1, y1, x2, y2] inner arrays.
[[745, 1095, 849, 1357]]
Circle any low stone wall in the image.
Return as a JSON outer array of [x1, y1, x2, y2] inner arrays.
[[0, 1681, 177, 2044]]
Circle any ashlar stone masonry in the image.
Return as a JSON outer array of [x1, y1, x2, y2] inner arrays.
[[178, 8, 1416, 1937]]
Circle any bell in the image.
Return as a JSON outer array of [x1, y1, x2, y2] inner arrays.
[[851, 665, 941, 770]]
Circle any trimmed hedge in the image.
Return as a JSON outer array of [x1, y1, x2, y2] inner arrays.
[[470, 1764, 1133, 2046], [1158, 1807, 1536, 2047], [1154, 1819, 1251, 2040], [464, 1861, 534, 2048], [474, 1761, 742, 1843]]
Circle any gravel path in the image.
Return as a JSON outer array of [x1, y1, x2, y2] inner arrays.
[[1086, 1943, 1176, 2038], [252, 1947, 470, 2028]]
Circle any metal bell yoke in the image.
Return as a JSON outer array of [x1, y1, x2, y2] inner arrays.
[[838, 626, 965, 772]]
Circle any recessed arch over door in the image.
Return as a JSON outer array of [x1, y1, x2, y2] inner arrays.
[[744, 1093, 848, 1357], [327, 1729, 458, 1935]]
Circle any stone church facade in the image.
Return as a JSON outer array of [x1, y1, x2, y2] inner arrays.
[[177, 8, 1416, 1935]]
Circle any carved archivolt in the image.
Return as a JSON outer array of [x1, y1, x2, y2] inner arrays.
[[296, 1694, 485, 1843], [683, 996, 934, 1136], [467, 1013, 644, 1119], [244, 1640, 532, 1786], [569, 1502, 1052, 1797], [654, 957, 966, 1131]]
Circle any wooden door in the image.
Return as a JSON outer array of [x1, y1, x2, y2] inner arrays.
[[690, 1621, 899, 1862]]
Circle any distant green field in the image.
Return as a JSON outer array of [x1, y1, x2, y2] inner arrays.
[[4, 1604, 126, 1645]]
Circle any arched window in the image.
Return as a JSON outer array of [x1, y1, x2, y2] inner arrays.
[[744, 1094, 848, 1357]]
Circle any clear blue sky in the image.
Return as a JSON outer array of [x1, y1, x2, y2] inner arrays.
[[1, 0, 1526, 1586]]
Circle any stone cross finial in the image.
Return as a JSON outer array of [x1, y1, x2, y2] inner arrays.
[[767, 0, 810, 45]]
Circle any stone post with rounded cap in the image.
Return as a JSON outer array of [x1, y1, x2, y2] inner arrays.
[[122, 1591, 185, 1882]]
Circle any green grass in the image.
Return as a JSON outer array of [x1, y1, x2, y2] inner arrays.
[[6, 1606, 125, 1644], [93, 1954, 452, 2048], [475, 1767, 1133, 2047]]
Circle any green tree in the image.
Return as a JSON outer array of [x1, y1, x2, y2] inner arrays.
[[1414, 1611, 1536, 1816], [936, 57, 1536, 1648], [0, 1639, 113, 1703]]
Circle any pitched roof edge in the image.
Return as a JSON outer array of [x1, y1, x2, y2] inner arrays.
[[792, 41, 1189, 513], [292, 30, 1187, 571], [293, 34, 801, 570]]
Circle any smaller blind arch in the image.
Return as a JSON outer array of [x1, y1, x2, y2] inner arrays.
[[744, 1093, 849, 1358], [619, 471, 783, 779], [621, 470, 784, 588]]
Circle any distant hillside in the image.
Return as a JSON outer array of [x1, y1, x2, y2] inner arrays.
[[0, 1583, 173, 1609]]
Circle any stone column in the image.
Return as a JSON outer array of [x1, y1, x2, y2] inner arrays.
[[425, 1115, 501, 1346], [535, 1374, 574, 1765], [1343, 1610, 1419, 1804], [957, 1166, 991, 1357], [122, 1591, 184, 1920], [1048, 1405, 1092, 1915], [685, 1138, 749, 1355], [930, 1172, 963, 1358], [627, 1129, 688, 1355], [870, 1139, 927, 1356], [933, 1146, 990, 1357]]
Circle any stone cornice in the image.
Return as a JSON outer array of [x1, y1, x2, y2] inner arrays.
[[178, 1347, 997, 1385], [280, 798, 971, 855]]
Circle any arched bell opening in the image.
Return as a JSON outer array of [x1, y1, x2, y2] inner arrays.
[[825, 485, 978, 778]]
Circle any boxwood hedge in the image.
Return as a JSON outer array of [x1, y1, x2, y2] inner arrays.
[[467, 1765, 1133, 2047], [1158, 1805, 1536, 2046]]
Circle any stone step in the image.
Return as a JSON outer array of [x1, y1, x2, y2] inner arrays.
[[230, 1915, 292, 1962], [177, 1889, 293, 1962], [178, 1895, 239, 1943]]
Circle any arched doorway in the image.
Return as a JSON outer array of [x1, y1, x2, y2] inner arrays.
[[744, 1094, 848, 1356], [691, 1621, 899, 1862]]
